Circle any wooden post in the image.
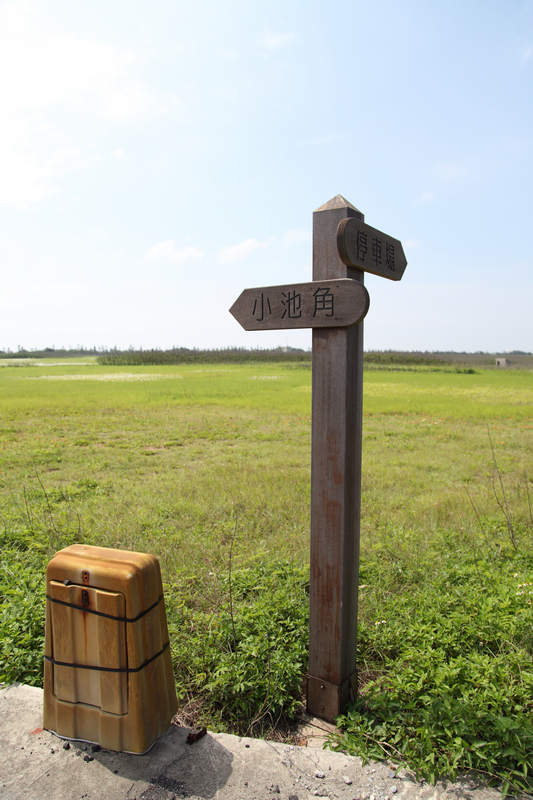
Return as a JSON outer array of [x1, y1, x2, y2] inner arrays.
[[228, 193, 407, 722], [307, 194, 365, 722]]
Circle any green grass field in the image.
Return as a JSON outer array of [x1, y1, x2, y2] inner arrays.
[[1, 359, 532, 793]]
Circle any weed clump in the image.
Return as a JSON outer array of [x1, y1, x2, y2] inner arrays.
[[0, 537, 47, 685], [168, 561, 309, 737], [335, 554, 533, 797]]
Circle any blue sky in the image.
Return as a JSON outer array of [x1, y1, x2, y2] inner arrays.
[[1, 0, 532, 352]]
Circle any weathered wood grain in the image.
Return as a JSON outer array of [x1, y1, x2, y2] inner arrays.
[[229, 279, 369, 331], [337, 216, 407, 281], [307, 195, 364, 722], [227, 192, 403, 724]]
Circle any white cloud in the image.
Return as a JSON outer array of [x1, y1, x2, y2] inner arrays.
[[144, 241, 204, 264], [283, 228, 311, 244], [434, 162, 464, 181], [213, 85, 240, 101], [414, 191, 435, 204], [0, 3, 176, 208], [0, 144, 56, 207], [218, 237, 274, 263], [403, 239, 422, 249], [257, 30, 296, 49], [0, 8, 169, 120], [111, 149, 124, 161]]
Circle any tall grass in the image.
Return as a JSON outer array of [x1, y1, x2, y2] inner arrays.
[[1, 361, 532, 790]]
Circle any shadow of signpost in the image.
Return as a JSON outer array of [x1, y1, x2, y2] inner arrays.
[[84, 724, 235, 799]]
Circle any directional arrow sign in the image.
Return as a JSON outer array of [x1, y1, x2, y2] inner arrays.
[[337, 217, 407, 281], [230, 278, 369, 331]]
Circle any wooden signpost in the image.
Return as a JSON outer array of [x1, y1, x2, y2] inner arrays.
[[230, 194, 407, 723]]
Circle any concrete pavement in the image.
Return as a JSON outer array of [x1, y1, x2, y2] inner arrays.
[[0, 684, 505, 800]]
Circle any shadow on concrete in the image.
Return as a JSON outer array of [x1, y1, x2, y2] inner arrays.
[[75, 724, 234, 800]]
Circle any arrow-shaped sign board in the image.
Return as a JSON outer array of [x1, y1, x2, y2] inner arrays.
[[230, 278, 369, 331], [337, 217, 407, 281]]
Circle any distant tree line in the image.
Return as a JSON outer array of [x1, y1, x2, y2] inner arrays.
[[2, 346, 530, 366], [96, 347, 311, 365], [93, 348, 486, 367], [0, 346, 121, 359], [363, 351, 451, 366]]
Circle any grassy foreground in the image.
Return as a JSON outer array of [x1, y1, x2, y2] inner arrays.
[[1, 359, 532, 794]]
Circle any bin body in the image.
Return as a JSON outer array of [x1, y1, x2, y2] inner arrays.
[[43, 544, 177, 753]]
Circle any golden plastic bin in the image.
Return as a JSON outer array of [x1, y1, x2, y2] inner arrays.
[[43, 544, 177, 753]]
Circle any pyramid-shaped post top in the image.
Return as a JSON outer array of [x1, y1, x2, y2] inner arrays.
[[314, 194, 362, 214]]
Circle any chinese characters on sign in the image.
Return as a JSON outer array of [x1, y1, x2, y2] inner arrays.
[[338, 218, 407, 281], [313, 287, 333, 317], [230, 279, 369, 331], [252, 294, 271, 322], [260, 287, 335, 323], [356, 230, 397, 272], [281, 290, 301, 319], [356, 230, 367, 262]]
